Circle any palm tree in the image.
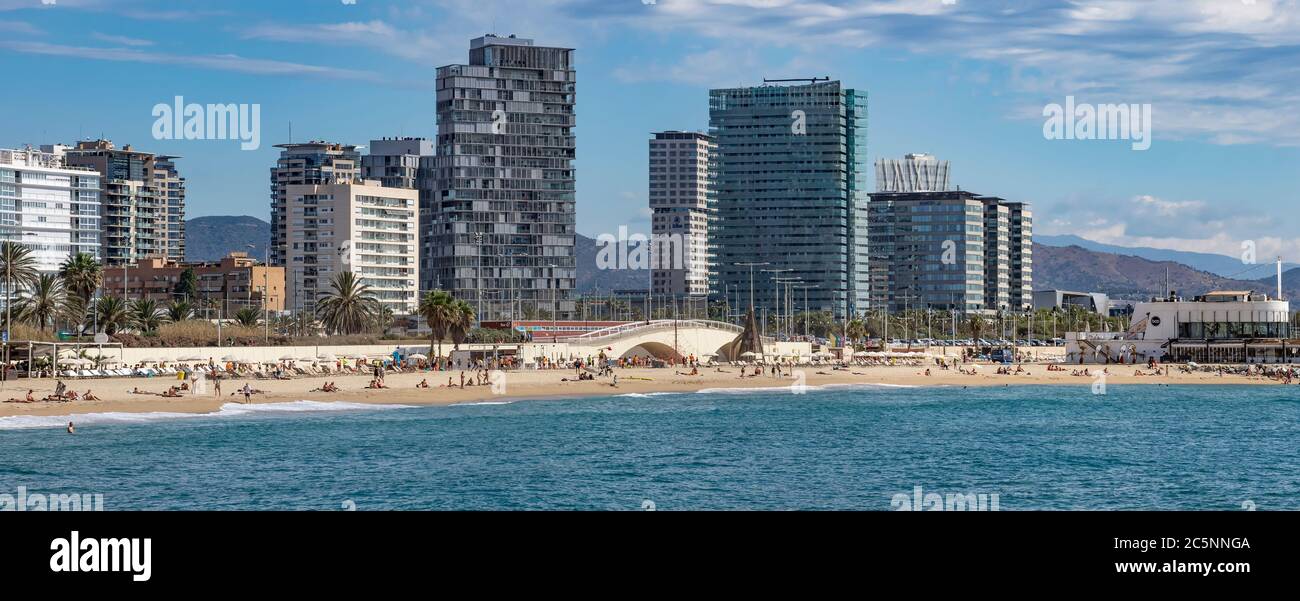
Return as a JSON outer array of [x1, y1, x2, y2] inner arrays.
[[60, 294, 92, 335], [233, 307, 260, 328], [1, 241, 40, 332], [15, 274, 66, 332], [167, 299, 194, 322], [129, 298, 167, 334], [58, 252, 102, 306], [418, 290, 455, 358], [95, 296, 129, 335], [968, 314, 987, 345], [315, 271, 378, 335], [846, 318, 867, 346], [371, 305, 396, 334], [449, 299, 475, 349]]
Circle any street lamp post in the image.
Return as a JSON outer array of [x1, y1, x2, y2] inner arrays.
[[474, 232, 484, 325], [736, 262, 770, 312], [762, 268, 793, 336], [262, 247, 270, 344], [775, 277, 801, 338], [547, 263, 557, 336]]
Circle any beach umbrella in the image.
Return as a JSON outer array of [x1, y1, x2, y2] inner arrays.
[[407, 353, 428, 361], [221, 355, 240, 362], [280, 355, 298, 361], [299, 357, 317, 363], [318, 353, 336, 361]]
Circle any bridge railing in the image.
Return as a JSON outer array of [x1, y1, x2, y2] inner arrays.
[[554, 320, 747, 344]]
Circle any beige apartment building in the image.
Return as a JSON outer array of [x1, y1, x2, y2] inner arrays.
[[102, 252, 285, 313], [284, 180, 419, 315]]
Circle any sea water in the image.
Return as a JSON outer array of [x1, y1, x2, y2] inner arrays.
[[1, 385, 1296, 510]]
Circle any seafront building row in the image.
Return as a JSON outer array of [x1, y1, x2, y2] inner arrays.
[[5, 34, 1034, 325], [648, 92, 1032, 317]]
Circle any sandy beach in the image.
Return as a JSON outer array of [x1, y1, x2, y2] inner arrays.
[[1, 361, 1295, 422]]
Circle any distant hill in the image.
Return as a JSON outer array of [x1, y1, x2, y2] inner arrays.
[[1033, 243, 1300, 300], [1036, 234, 1298, 278], [576, 233, 647, 293], [185, 216, 270, 263]]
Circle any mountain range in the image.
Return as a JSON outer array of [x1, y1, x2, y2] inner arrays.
[[1032, 243, 1298, 301], [183, 217, 1295, 301], [1035, 234, 1296, 278], [184, 215, 270, 263]]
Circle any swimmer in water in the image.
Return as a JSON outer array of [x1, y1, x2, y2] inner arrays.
[[67, 422, 75, 434]]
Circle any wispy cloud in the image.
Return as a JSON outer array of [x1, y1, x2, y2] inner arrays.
[[239, 20, 447, 63], [91, 32, 154, 47], [0, 20, 42, 35], [0, 40, 385, 83]]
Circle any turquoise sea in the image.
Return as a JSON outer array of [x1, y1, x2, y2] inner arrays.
[[1, 384, 1297, 510]]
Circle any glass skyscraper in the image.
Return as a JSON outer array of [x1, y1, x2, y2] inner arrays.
[[867, 190, 1032, 314], [708, 80, 869, 320]]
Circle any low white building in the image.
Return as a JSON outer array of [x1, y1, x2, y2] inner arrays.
[[285, 180, 419, 315], [1066, 291, 1297, 364]]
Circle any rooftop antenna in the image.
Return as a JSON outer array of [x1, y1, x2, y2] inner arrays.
[[288, 120, 293, 144], [762, 77, 831, 85], [1165, 267, 1170, 300]]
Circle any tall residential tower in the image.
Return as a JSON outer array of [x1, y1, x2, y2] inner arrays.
[[64, 139, 183, 266], [649, 131, 714, 299], [426, 34, 577, 321]]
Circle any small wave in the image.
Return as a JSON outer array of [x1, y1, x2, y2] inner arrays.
[[451, 400, 515, 406], [0, 400, 413, 430], [695, 382, 921, 396], [695, 386, 811, 395], [821, 383, 920, 390], [617, 392, 681, 398]]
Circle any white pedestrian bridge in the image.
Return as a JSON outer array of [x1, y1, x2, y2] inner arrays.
[[548, 320, 802, 362]]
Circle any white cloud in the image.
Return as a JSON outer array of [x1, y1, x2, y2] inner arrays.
[[91, 32, 154, 47], [0, 20, 41, 35], [577, 0, 1300, 146], [240, 20, 447, 63], [0, 40, 386, 83]]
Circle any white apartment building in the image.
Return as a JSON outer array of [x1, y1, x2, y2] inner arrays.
[[284, 180, 419, 316], [649, 131, 714, 298], [0, 146, 102, 273]]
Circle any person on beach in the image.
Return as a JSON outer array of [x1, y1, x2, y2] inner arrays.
[[83, 390, 99, 401], [417, 379, 430, 389], [242, 383, 252, 403], [459, 371, 466, 389], [214, 375, 222, 397]]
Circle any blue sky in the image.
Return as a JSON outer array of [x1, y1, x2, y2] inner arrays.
[[2, 0, 1298, 263]]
